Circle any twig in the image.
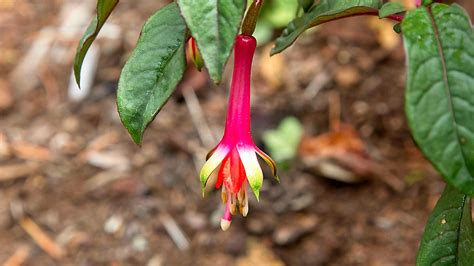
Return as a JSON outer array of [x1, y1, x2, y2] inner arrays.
[[182, 87, 216, 148], [2, 245, 31, 266], [328, 91, 341, 132], [160, 213, 190, 251], [19, 217, 65, 260], [303, 70, 330, 100], [84, 170, 127, 192]]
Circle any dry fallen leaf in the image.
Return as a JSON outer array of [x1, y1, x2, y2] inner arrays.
[[299, 124, 404, 191]]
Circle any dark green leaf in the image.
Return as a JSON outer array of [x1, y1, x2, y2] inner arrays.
[[402, 4, 474, 195], [393, 23, 402, 33], [416, 185, 474, 265], [422, 0, 434, 6], [298, 0, 314, 12], [271, 0, 382, 55], [117, 3, 187, 144], [74, 0, 119, 88], [379, 2, 405, 18], [178, 0, 246, 83], [422, 1, 457, 6]]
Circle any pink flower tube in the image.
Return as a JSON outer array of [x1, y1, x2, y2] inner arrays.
[[199, 35, 278, 231]]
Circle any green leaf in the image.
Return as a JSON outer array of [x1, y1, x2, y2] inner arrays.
[[393, 22, 402, 33], [422, 0, 434, 6], [379, 2, 405, 19], [402, 4, 474, 195], [298, 0, 314, 12], [74, 0, 119, 88], [117, 3, 187, 145], [271, 0, 382, 55], [262, 117, 303, 163], [416, 185, 474, 265], [261, 0, 299, 28], [177, 0, 247, 84]]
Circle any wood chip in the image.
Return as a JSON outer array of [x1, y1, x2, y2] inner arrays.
[[76, 131, 120, 162], [0, 131, 12, 160], [0, 163, 39, 182], [11, 142, 52, 162], [0, 79, 14, 113]]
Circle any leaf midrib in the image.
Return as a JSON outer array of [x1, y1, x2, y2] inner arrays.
[[455, 194, 468, 265], [427, 6, 468, 176]]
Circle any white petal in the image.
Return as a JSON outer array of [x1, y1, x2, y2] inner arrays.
[[199, 146, 229, 194]]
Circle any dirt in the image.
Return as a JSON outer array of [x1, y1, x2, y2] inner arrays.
[[0, 0, 473, 265]]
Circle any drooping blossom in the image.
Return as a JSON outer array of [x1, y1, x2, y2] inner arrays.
[[199, 34, 278, 231]]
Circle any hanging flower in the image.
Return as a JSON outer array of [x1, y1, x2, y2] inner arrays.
[[200, 34, 278, 231]]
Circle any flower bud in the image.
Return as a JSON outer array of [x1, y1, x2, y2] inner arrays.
[[187, 37, 204, 71]]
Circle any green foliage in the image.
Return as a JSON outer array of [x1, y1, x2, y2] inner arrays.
[[262, 117, 303, 164], [393, 23, 402, 33], [251, 0, 299, 45], [260, 0, 299, 28], [177, 0, 247, 84], [298, 0, 314, 12], [74, 0, 119, 88], [416, 185, 474, 265], [251, 0, 299, 46], [402, 4, 474, 196], [379, 1, 405, 18], [117, 3, 187, 144], [271, 0, 382, 55], [422, 0, 434, 6]]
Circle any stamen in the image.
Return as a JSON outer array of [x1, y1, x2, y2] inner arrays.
[[230, 194, 237, 215], [221, 186, 228, 204], [240, 190, 249, 217], [237, 188, 245, 203]]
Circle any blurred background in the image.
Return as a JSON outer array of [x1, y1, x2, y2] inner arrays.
[[1, 0, 473, 265]]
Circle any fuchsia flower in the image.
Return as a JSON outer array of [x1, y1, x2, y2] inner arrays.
[[199, 35, 278, 231]]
